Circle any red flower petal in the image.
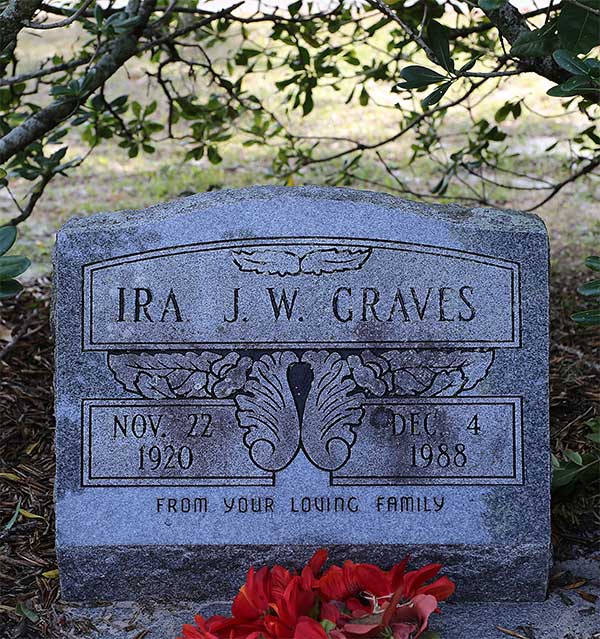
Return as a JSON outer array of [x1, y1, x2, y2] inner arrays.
[[341, 623, 382, 636], [353, 564, 390, 598], [321, 601, 342, 624], [403, 564, 442, 599], [390, 556, 409, 591], [308, 549, 329, 576], [416, 576, 455, 601], [293, 617, 329, 639], [390, 622, 416, 639]]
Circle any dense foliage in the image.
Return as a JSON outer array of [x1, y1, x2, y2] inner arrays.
[[0, 0, 598, 229]]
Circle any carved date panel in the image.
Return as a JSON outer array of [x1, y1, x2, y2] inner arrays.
[[82, 399, 274, 486], [332, 398, 523, 486]]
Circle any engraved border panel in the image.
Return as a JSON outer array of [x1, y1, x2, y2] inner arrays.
[[81, 398, 275, 487], [331, 396, 524, 486], [81, 237, 521, 351]]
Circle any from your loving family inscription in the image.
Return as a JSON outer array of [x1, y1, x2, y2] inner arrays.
[[54, 186, 550, 603]]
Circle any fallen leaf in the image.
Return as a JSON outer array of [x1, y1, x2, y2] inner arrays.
[[0, 472, 22, 482], [15, 602, 39, 623], [0, 323, 12, 341], [134, 631, 150, 639], [576, 590, 598, 603], [3, 500, 21, 531], [19, 509, 45, 521], [496, 627, 530, 639], [564, 579, 587, 589], [25, 439, 41, 455], [42, 569, 59, 579]]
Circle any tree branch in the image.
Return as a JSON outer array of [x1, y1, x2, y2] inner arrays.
[[364, 0, 439, 65], [481, 2, 569, 84], [0, 54, 91, 87], [0, 0, 42, 52], [0, 0, 158, 164], [23, 0, 94, 30], [528, 154, 600, 210]]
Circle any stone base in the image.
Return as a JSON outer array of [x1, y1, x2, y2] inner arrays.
[[57, 542, 551, 603], [51, 558, 599, 639]]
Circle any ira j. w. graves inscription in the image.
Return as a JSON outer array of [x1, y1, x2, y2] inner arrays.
[[54, 186, 550, 602]]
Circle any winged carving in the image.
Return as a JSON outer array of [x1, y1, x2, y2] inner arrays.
[[232, 247, 371, 276]]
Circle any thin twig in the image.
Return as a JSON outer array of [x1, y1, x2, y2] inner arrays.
[[23, 0, 94, 29]]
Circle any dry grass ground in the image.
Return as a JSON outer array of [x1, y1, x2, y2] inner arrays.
[[0, 20, 598, 639]]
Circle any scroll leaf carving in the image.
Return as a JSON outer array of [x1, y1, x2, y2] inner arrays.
[[232, 247, 371, 276], [369, 349, 495, 397], [235, 351, 300, 472], [108, 351, 252, 399], [301, 351, 364, 471]]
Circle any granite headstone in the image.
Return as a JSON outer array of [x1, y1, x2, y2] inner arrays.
[[54, 186, 550, 602]]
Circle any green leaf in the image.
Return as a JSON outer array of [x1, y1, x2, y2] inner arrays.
[[565, 450, 583, 465], [397, 65, 447, 89], [571, 308, 600, 325], [15, 602, 39, 623], [511, 21, 558, 58], [577, 279, 600, 296], [0, 255, 30, 280], [553, 49, 592, 76], [547, 75, 595, 96], [427, 21, 454, 72], [288, 0, 302, 16], [0, 279, 22, 299], [321, 620, 336, 632], [558, 0, 600, 54], [552, 462, 583, 488], [458, 57, 479, 74], [585, 255, 600, 272], [207, 146, 222, 165], [359, 86, 369, 106], [0, 225, 16, 255], [479, 0, 505, 10], [421, 81, 451, 108], [3, 500, 20, 530]]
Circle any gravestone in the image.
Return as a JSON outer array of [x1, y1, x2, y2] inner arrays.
[[54, 186, 550, 603]]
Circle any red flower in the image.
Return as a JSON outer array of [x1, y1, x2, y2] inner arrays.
[[178, 550, 455, 639]]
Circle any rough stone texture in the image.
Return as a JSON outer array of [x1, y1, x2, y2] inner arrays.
[[52, 558, 600, 639], [53, 186, 550, 602]]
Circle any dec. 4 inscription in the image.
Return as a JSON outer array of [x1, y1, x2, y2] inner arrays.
[[82, 397, 523, 487]]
